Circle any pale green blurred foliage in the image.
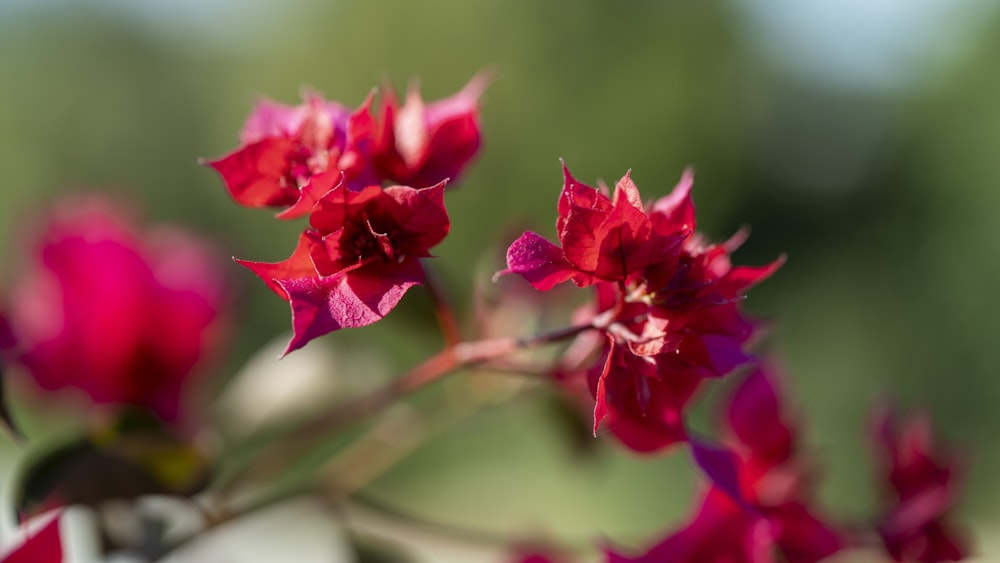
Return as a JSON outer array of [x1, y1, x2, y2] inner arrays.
[[1, 0, 999, 551]]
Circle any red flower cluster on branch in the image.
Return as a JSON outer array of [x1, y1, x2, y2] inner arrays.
[[209, 75, 487, 352], [206, 73, 488, 219], [499, 164, 783, 452]]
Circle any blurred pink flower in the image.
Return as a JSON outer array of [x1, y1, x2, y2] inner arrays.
[[1, 199, 229, 423], [873, 408, 969, 562]]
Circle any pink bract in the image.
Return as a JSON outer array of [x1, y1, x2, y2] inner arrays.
[[238, 172, 450, 354], [1, 200, 228, 424]]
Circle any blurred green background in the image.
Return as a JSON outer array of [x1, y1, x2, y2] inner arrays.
[[2, 0, 1000, 558]]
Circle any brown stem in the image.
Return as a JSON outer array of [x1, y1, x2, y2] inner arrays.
[[421, 260, 463, 347]]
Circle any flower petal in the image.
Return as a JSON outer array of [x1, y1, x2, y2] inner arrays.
[[278, 259, 424, 354]]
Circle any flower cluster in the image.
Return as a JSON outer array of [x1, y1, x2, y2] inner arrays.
[[209, 75, 487, 352], [0, 71, 973, 563], [499, 164, 783, 452], [206, 74, 487, 219]]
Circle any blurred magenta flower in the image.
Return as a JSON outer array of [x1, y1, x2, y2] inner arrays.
[[206, 73, 487, 219], [873, 408, 968, 562], [499, 165, 782, 452], [1, 199, 229, 423], [607, 368, 842, 563], [238, 173, 450, 353]]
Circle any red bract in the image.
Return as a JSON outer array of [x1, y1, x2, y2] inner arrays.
[[374, 73, 489, 189], [500, 165, 782, 452], [238, 172, 450, 354], [873, 408, 968, 562], [0, 200, 228, 423], [1, 515, 62, 563], [206, 92, 377, 219], [607, 369, 841, 563]]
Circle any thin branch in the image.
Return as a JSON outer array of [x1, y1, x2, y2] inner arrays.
[[421, 260, 463, 347], [213, 320, 596, 497]]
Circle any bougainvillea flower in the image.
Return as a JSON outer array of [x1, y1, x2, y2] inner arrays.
[[873, 408, 968, 562], [205, 91, 377, 218], [500, 164, 676, 289], [1, 515, 62, 563], [607, 368, 842, 563], [500, 165, 782, 453], [238, 172, 450, 354], [0, 199, 228, 423], [373, 72, 489, 189]]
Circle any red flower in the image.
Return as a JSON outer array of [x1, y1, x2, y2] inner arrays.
[[0, 200, 228, 423], [238, 172, 450, 354], [206, 74, 487, 219], [205, 91, 377, 219], [500, 165, 782, 452], [373, 73, 489, 189], [607, 368, 842, 563], [873, 408, 969, 562], [1, 515, 62, 563]]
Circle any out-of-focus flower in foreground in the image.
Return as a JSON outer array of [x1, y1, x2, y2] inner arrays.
[[499, 165, 782, 452], [0, 199, 229, 424], [238, 173, 450, 354], [873, 408, 969, 562]]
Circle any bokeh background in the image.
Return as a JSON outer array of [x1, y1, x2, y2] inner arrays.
[[2, 0, 1000, 560]]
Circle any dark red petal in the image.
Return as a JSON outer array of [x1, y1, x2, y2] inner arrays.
[[690, 438, 747, 510], [727, 368, 794, 467], [236, 231, 321, 299], [1, 515, 62, 563], [650, 167, 696, 236], [382, 181, 451, 253], [716, 255, 787, 297], [770, 503, 843, 563], [275, 172, 345, 220], [557, 162, 602, 218], [497, 231, 578, 291], [204, 138, 299, 208], [309, 182, 383, 232], [277, 259, 424, 354]]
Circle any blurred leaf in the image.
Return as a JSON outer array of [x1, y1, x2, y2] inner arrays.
[[350, 533, 419, 563], [0, 355, 24, 441], [16, 412, 210, 520]]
